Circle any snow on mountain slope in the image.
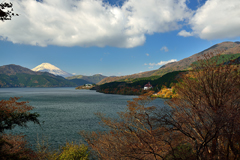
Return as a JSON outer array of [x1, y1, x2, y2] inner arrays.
[[32, 63, 73, 78]]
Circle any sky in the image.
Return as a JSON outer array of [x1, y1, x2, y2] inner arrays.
[[0, 0, 240, 76]]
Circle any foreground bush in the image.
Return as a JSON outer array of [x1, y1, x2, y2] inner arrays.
[[0, 134, 37, 160]]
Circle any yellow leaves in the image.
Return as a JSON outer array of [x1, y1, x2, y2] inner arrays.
[[154, 86, 177, 99], [58, 142, 89, 160]]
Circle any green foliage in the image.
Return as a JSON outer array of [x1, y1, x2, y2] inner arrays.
[[128, 75, 161, 83], [130, 71, 184, 87], [0, 73, 77, 88]]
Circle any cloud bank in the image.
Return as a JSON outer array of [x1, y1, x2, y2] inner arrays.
[[0, 0, 192, 48], [0, 0, 239, 48], [178, 0, 240, 40]]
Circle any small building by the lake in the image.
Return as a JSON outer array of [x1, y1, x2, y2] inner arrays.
[[144, 82, 153, 90]]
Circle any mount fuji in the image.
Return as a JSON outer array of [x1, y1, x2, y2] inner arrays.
[[32, 63, 73, 78]]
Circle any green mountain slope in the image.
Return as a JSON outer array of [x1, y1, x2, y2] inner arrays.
[[0, 65, 77, 88], [97, 71, 185, 95]]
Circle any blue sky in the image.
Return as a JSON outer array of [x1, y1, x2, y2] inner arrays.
[[1, 0, 240, 76]]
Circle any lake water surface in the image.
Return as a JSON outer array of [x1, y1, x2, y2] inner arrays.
[[0, 87, 166, 149]]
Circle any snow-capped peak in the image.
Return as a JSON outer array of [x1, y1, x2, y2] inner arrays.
[[32, 63, 73, 78], [32, 63, 61, 71]]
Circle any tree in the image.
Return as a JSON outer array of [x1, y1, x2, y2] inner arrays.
[[0, 97, 40, 133], [0, 2, 18, 21], [162, 53, 240, 159], [0, 97, 40, 159], [80, 91, 186, 159]]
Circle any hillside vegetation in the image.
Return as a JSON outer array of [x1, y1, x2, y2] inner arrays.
[[97, 71, 185, 95]]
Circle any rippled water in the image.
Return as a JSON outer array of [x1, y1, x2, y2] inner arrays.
[[0, 87, 166, 149]]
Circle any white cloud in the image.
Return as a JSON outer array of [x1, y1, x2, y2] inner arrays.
[[178, 30, 193, 37], [0, 0, 193, 48], [146, 59, 177, 66], [144, 63, 148, 65], [146, 53, 149, 56], [72, 73, 76, 75], [100, 58, 103, 61], [160, 46, 169, 52], [180, 0, 240, 40]]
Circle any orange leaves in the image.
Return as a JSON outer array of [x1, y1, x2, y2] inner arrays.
[[0, 97, 40, 133], [0, 97, 33, 115]]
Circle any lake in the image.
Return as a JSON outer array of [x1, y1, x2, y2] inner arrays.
[[0, 87, 166, 150]]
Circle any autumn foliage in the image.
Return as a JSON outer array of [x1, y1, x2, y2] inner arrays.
[[165, 53, 240, 159], [0, 97, 40, 133], [0, 97, 40, 159], [152, 86, 178, 99], [80, 91, 170, 159], [81, 53, 240, 159]]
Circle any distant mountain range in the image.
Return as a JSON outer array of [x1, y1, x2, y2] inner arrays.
[[66, 74, 107, 86], [0, 64, 77, 88], [97, 41, 240, 85], [32, 63, 73, 77], [0, 64, 108, 88]]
